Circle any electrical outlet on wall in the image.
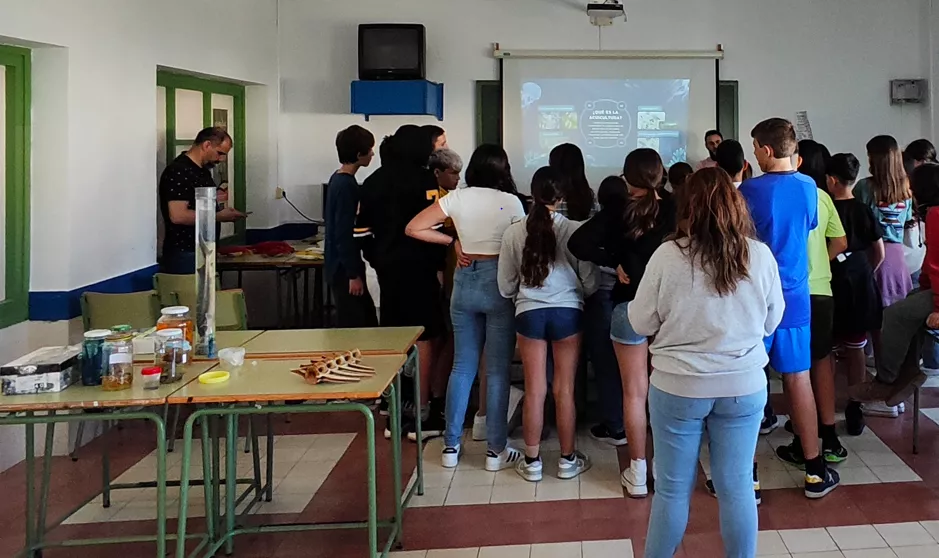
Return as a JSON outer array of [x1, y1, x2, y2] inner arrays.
[[274, 187, 284, 200]]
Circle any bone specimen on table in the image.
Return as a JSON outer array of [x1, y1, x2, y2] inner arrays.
[[291, 349, 375, 384]]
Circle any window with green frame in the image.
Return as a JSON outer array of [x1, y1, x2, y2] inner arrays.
[[0, 45, 30, 329], [157, 71, 246, 242]]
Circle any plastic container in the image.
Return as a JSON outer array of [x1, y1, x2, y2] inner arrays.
[[102, 332, 135, 391], [155, 328, 189, 384], [80, 329, 111, 386], [218, 347, 245, 368], [158, 306, 194, 359], [141, 366, 162, 390]]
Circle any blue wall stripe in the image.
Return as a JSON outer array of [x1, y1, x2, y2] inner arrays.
[[28, 264, 160, 322]]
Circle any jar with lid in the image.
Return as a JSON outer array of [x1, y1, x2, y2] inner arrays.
[[111, 324, 133, 334], [154, 328, 189, 384], [141, 366, 162, 390], [102, 332, 135, 391], [81, 329, 111, 386], [157, 306, 194, 360]]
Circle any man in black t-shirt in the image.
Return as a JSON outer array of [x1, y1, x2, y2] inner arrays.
[[159, 127, 246, 274]]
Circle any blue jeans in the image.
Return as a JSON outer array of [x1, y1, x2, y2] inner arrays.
[[585, 289, 622, 432], [444, 260, 516, 453], [646, 385, 766, 558]]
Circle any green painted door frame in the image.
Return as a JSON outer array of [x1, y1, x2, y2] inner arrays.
[[157, 71, 247, 241], [0, 45, 30, 328]]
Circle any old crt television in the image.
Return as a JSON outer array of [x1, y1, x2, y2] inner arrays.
[[358, 24, 426, 80]]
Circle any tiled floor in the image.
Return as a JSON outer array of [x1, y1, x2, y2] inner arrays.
[[4, 385, 939, 557], [63, 433, 354, 523]]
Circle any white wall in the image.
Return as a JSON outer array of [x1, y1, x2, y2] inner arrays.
[[0, 0, 280, 292], [278, 0, 931, 219]]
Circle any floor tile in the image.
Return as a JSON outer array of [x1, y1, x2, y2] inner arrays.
[[874, 522, 936, 547], [426, 549, 480, 558], [534, 480, 580, 502], [837, 467, 881, 486], [478, 545, 531, 558], [579, 480, 624, 500], [869, 467, 921, 483], [790, 553, 844, 558], [841, 550, 899, 558], [827, 525, 888, 550], [450, 470, 496, 487], [758, 530, 790, 555], [761, 469, 800, 490], [892, 545, 939, 557], [489, 483, 537, 504], [422, 470, 456, 489], [390, 552, 428, 558], [582, 539, 633, 558], [445, 485, 493, 506], [922, 521, 939, 542], [529, 542, 581, 558], [779, 528, 838, 553], [409, 487, 448, 508]]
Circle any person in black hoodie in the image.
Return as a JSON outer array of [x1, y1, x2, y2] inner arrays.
[[568, 148, 677, 498], [358, 125, 448, 439]]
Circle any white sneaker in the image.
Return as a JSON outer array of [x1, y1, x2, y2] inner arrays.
[[441, 444, 462, 468], [620, 459, 649, 498], [485, 447, 523, 471], [472, 413, 486, 441], [861, 401, 899, 418], [516, 457, 543, 482], [557, 451, 591, 480], [899, 402, 907, 413]]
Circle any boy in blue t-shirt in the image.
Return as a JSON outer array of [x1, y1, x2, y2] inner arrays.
[[739, 118, 839, 499]]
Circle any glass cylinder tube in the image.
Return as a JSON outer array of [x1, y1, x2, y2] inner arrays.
[[195, 186, 217, 358]]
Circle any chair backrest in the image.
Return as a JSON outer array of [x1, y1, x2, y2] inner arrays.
[[81, 290, 162, 331], [152, 273, 197, 309], [216, 289, 248, 331]]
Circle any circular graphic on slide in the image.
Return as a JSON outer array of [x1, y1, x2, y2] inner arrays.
[[580, 99, 632, 149]]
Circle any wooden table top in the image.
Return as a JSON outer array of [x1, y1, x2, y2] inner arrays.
[[166, 354, 406, 405], [135, 330, 265, 362], [217, 237, 325, 269], [241, 327, 423, 358], [0, 362, 217, 412]]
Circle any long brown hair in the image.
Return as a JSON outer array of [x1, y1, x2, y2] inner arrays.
[[521, 167, 562, 288], [549, 143, 595, 221], [622, 148, 664, 239], [867, 135, 911, 205], [673, 167, 756, 296]]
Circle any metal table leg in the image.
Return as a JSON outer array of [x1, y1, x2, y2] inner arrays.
[[914, 387, 921, 454]]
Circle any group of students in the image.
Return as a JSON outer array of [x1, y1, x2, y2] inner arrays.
[[323, 118, 939, 557]]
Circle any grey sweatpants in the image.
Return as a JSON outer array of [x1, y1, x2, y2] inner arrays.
[[877, 289, 932, 384]]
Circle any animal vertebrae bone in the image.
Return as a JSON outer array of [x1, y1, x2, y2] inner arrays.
[[291, 350, 376, 384]]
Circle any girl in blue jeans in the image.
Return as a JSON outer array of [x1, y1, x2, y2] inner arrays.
[[498, 167, 598, 481], [628, 168, 784, 558]]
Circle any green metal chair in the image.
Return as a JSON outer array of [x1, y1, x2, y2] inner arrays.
[[152, 273, 197, 308], [80, 290, 162, 331], [216, 289, 249, 331]]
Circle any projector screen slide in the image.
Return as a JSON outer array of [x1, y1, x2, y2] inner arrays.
[[503, 57, 717, 191], [521, 78, 690, 171]]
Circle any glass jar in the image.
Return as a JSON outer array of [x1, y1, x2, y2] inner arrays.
[[81, 329, 111, 386], [111, 324, 133, 334], [102, 332, 135, 391], [154, 328, 189, 384], [157, 306, 194, 359], [141, 366, 162, 390]]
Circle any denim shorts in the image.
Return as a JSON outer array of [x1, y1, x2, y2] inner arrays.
[[516, 308, 582, 342], [610, 302, 647, 345]]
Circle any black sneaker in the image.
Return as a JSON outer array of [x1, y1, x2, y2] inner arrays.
[[589, 424, 628, 447], [384, 415, 413, 440], [805, 466, 840, 499], [407, 414, 445, 442], [823, 442, 849, 464], [760, 414, 779, 435], [379, 397, 390, 416], [775, 440, 806, 469], [753, 465, 762, 506], [705, 479, 717, 497], [845, 401, 866, 436], [784, 419, 793, 434]]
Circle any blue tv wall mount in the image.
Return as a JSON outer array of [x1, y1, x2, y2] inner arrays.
[[351, 80, 444, 121]]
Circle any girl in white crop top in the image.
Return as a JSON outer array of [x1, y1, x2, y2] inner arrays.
[[406, 144, 526, 472]]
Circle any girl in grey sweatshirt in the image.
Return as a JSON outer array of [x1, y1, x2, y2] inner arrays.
[[498, 167, 598, 483]]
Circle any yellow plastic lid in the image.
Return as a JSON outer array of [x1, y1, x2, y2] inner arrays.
[[198, 370, 230, 384]]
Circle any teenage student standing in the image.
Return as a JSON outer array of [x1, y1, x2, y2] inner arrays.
[[324, 125, 378, 328], [826, 153, 886, 435], [714, 139, 750, 187], [549, 143, 598, 221], [406, 144, 526, 471], [739, 118, 839, 498], [631, 168, 783, 558], [850, 163, 939, 406], [854, 136, 914, 308], [568, 148, 677, 497], [498, 167, 599, 481], [359, 125, 447, 439], [773, 140, 849, 466]]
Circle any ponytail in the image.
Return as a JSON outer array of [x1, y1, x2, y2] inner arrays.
[[521, 167, 562, 288], [622, 148, 664, 240]]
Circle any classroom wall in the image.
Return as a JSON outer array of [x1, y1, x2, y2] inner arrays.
[[0, 0, 280, 469], [277, 0, 932, 218]]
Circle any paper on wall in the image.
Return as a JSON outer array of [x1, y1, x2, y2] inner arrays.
[[795, 111, 814, 141]]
